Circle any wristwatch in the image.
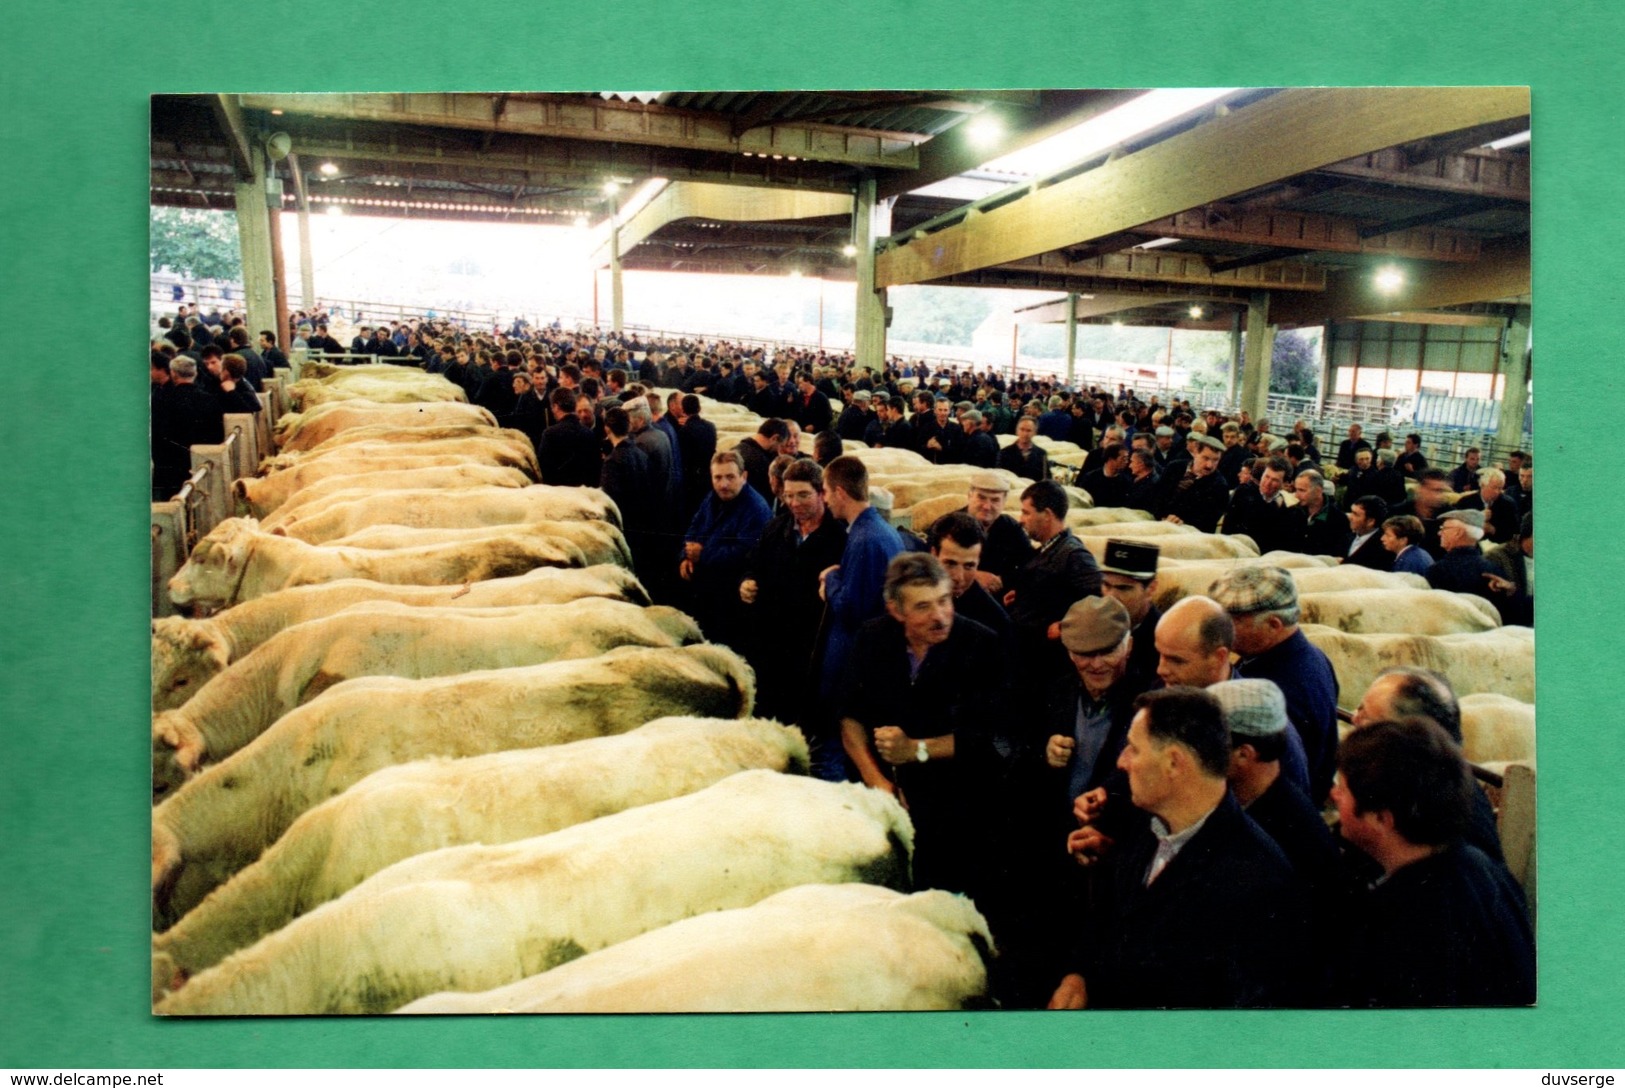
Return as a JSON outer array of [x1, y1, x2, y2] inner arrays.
[[915, 740, 929, 763]]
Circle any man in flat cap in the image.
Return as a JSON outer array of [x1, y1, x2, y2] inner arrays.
[[1156, 432, 1230, 533], [1151, 424, 1185, 475], [1425, 509, 1499, 605], [1212, 678, 1342, 950], [1041, 596, 1151, 814], [1098, 539, 1163, 683], [1209, 566, 1340, 806], [835, 388, 871, 442], [962, 471, 1036, 598]]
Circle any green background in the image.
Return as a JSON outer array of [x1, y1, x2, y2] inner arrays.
[[2, 0, 1617, 1068]]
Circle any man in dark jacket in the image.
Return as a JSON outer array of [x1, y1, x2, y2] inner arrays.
[[1156, 434, 1229, 533], [1292, 470, 1351, 557], [792, 373, 833, 433], [538, 388, 602, 487], [959, 410, 1000, 468], [997, 416, 1049, 483], [1049, 687, 1313, 1009], [676, 394, 719, 519], [1004, 480, 1102, 690], [1341, 496, 1394, 571], [1425, 510, 1499, 605], [1124, 450, 1162, 515], [1332, 718, 1535, 1007], [599, 406, 658, 584], [1078, 443, 1130, 508], [152, 357, 224, 500], [1336, 423, 1372, 471], [1223, 457, 1297, 555]]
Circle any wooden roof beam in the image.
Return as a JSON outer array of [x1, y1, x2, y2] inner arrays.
[[875, 87, 1529, 288], [209, 94, 257, 180], [241, 93, 921, 170], [1269, 237, 1529, 327]]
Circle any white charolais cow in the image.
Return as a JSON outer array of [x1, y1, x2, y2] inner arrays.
[[320, 519, 633, 570], [151, 566, 647, 710], [268, 485, 622, 543], [1297, 589, 1501, 635], [150, 644, 756, 923], [275, 401, 496, 452], [154, 772, 912, 1016], [1301, 623, 1535, 707], [261, 427, 537, 470], [397, 884, 992, 1014], [150, 598, 702, 790], [167, 518, 591, 613], [1151, 562, 1427, 611], [238, 461, 532, 518], [258, 464, 535, 521], [152, 717, 808, 983], [1459, 693, 1536, 766]]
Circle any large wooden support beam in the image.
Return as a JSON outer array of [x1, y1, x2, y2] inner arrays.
[[1140, 206, 1484, 263], [853, 178, 891, 374], [1239, 291, 1274, 422], [592, 181, 853, 267], [233, 148, 277, 347], [1314, 146, 1530, 201], [241, 93, 922, 170], [1020, 287, 1252, 325], [1496, 312, 1532, 450], [1269, 237, 1530, 327], [876, 87, 1529, 288], [210, 94, 256, 180], [993, 248, 1328, 291], [875, 89, 1142, 200]]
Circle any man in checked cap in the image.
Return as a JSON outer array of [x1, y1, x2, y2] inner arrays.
[[1208, 566, 1340, 807]]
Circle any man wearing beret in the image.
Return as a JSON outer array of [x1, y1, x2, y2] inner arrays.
[[1041, 596, 1152, 813], [1156, 433, 1230, 533], [1209, 566, 1340, 807]]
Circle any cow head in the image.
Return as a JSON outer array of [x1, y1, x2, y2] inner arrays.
[[168, 518, 259, 613], [151, 617, 231, 711], [152, 712, 206, 802]]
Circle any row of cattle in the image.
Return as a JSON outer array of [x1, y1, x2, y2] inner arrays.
[[152, 364, 988, 1014], [150, 363, 1533, 1014]]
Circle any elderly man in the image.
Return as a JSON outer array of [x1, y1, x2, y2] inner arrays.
[[1342, 448, 1377, 509], [1098, 540, 1163, 683], [1293, 470, 1351, 557], [839, 553, 1003, 895], [1342, 495, 1393, 570], [1209, 566, 1340, 806], [1486, 513, 1534, 626], [962, 471, 1035, 597], [815, 455, 906, 778], [1212, 679, 1341, 917], [996, 416, 1049, 482], [960, 410, 1000, 468], [1003, 479, 1103, 687], [1455, 468, 1518, 545], [835, 389, 871, 441], [1336, 422, 1371, 471], [1222, 456, 1295, 555], [739, 459, 847, 724], [1124, 450, 1162, 515], [1049, 687, 1312, 1009], [1037, 395, 1074, 442], [1041, 596, 1150, 812], [151, 356, 225, 500], [1156, 432, 1229, 532], [1425, 509, 1499, 604], [1332, 718, 1535, 1007], [682, 449, 773, 648]]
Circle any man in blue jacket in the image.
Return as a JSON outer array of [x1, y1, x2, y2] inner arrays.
[[682, 449, 772, 649]]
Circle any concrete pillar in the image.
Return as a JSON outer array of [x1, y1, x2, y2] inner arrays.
[[1312, 324, 1332, 417], [1064, 292, 1079, 386], [853, 176, 892, 375], [1227, 311, 1243, 407], [609, 221, 624, 334], [268, 204, 289, 348], [296, 204, 315, 311], [1239, 290, 1275, 423], [1496, 310, 1532, 451], [233, 148, 277, 345]]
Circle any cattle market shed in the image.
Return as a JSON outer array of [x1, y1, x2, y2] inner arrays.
[[151, 88, 1530, 446]]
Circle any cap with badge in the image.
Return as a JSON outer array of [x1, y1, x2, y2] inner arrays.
[[1059, 596, 1132, 655], [968, 471, 1011, 493], [1208, 679, 1289, 739], [1208, 564, 1298, 616], [1101, 539, 1160, 580]]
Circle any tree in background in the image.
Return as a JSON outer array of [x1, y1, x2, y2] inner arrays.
[[150, 207, 241, 280], [1268, 328, 1322, 397]]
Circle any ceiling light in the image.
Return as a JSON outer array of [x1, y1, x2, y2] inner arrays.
[[603, 181, 621, 195], [1188, 305, 1204, 319], [842, 244, 857, 257], [1374, 266, 1405, 294], [1487, 130, 1530, 151], [270, 108, 284, 116], [325, 204, 343, 216], [319, 162, 339, 176], [1136, 237, 1180, 250], [966, 115, 1003, 147]]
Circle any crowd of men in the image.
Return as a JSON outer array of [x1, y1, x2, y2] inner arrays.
[[149, 306, 1535, 1009]]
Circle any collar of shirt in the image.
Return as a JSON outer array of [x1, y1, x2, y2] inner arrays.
[[1145, 802, 1219, 886], [1349, 529, 1377, 555], [1037, 527, 1072, 556]]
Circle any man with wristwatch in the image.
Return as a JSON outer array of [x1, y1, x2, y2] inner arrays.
[[838, 552, 1004, 897]]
